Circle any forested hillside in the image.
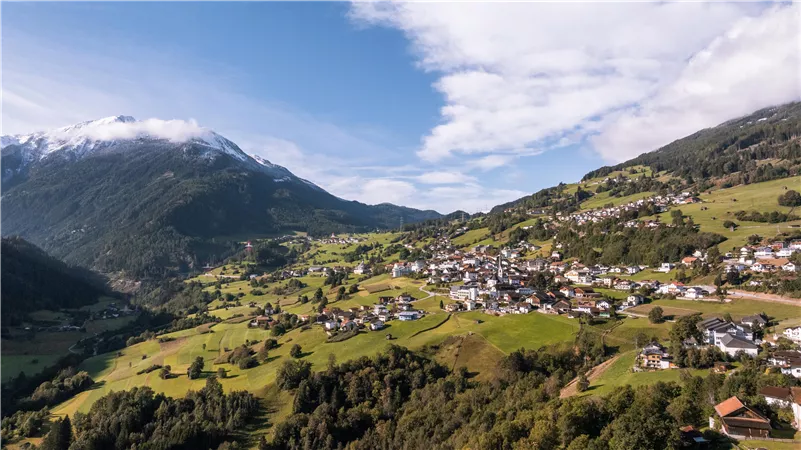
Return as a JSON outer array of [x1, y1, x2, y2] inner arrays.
[[1, 237, 108, 326], [1, 130, 441, 279], [585, 102, 801, 185], [495, 102, 801, 214]]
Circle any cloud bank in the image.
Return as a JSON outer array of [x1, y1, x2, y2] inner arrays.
[[351, 2, 800, 163]]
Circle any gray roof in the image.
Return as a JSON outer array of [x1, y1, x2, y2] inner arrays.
[[719, 333, 758, 350]]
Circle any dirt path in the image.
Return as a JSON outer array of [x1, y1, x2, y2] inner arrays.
[[559, 354, 621, 398], [728, 290, 801, 306]]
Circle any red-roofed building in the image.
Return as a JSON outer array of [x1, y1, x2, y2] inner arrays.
[[710, 396, 771, 438]]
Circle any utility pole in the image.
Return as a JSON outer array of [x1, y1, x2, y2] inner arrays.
[[399, 216, 404, 232]]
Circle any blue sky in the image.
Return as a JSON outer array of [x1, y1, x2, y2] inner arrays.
[[3, 2, 798, 213]]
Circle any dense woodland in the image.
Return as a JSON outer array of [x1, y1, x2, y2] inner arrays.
[[0, 237, 110, 326]]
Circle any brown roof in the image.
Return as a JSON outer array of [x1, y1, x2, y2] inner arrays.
[[721, 417, 771, 430], [759, 386, 791, 400], [793, 387, 801, 405], [714, 396, 745, 417]]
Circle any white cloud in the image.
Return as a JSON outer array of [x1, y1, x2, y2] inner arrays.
[[350, 2, 798, 163], [44, 117, 214, 143], [414, 171, 474, 184], [593, 5, 801, 161]]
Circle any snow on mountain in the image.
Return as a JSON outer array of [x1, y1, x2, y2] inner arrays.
[[0, 115, 251, 163], [2, 116, 330, 188]]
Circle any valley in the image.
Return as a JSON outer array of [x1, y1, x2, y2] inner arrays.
[[3, 103, 801, 449]]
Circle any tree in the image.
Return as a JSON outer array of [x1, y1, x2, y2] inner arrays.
[[336, 286, 346, 301], [778, 189, 801, 206], [671, 209, 684, 227], [439, 299, 444, 310], [217, 367, 227, 379], [290, 344, 302, 358], [202, 343, 206, 351], [313, 287, 323, 302], [188, 356, 204, 379], [40, 415, 72, 450], [159, 367, 171, 379], [648, 306, 664, 324], [316, 297, 328, 313], [276, 360, 311, 390], [576, 374, 590, 392], [257, 343, 270, 362]]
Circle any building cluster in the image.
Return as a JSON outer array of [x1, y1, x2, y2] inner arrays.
[[720, 241, 801, 275], [316, 234, 365, 245], [553, 191, 697, 226], [316, 293, 423, 334]]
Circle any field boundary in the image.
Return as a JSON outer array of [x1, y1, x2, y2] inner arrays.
[[409, 314, 451, 338]]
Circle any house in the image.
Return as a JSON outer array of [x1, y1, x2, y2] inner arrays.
[[658, 262, 674, 273], [249, 315, 271, 328], [392, 264, 412, 278], [398, 311, 419, 321], [444, 303, 462, 313], [784, 326, 801, 342], [550, 299, 572, 314], [768, 351, 801, 378], [353, 263, 371, 275], [710, 396, 771, 438], [759, 387, 801, 429], [718, 333, 759, 357], [783, 261, 798, 272], [369, 320, 385, 331], [626, 266, 641, 275], [559, 286, 575, 298], [684, 287, 708, 299], [760, 386, 793, 408], [574, 287, 601, 298], [639, 343, 674, 370], [624, 294, 644, 308], [741, 314, 767, 328], [596, 299, 612, 310], [681, 256, 698, 266], [323, 320, 339, 331]]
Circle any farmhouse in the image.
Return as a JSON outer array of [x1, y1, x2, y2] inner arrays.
[[710, 396, 771, 438]]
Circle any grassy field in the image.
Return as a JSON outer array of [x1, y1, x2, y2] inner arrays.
[[451, 228, 491, 248], [652, 175, 801, 250], [1, 354, 63, 383], [585, 350, 710, 397], [579, 191, 654, 211], [51, 308, 582, 418], [637, 298, 801, 322]]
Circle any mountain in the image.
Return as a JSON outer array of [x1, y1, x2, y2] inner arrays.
[[1, 237, 109, 326], [1, 116, 441, 278], [493, 102, 801, 213]]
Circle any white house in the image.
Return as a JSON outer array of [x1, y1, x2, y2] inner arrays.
[[784, 326, 801, 342], [624, 294, 644, 308], [658, 263, 674, 273], [369, 320, 385, 331], [783, 262, 798, 272]]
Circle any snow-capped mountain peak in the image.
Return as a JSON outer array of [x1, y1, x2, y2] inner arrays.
[[1, 116, 251, 163]]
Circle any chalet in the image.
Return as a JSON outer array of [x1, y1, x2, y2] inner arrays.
[[574, 300, 596, 313], [559, 286, 575, 298], [639, 343, 673, 370], [710, 397, 771, 438], [681, 256, 698, 266], [626, 266, 641, 275], [249, 315, 271, 328], [658, 262, 674, 273], [783, 262, 798, 272], [574, 287, 601, 298], [684, 287, 708, 299], [549, 299, 572, 314], [369, 320, 385, 331]]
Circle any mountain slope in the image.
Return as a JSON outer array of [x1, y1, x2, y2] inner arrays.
[[1, 116, 441, 278], [494, 101, 801, 213], [1, 237, 108, 326]]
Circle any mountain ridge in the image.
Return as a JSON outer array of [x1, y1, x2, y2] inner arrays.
[[1, 117, 442, 278]]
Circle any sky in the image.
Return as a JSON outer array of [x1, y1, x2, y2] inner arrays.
[[3, 2, 800, 214]]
